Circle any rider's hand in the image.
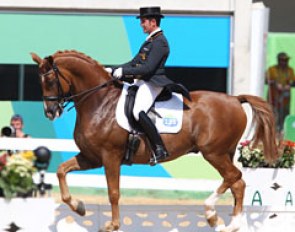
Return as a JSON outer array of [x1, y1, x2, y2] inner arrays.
[[104, 67, 113, 74], [113, 67, 123, 79]]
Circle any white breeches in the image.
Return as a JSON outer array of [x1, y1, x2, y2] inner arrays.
[[133, 80, 163, 121]]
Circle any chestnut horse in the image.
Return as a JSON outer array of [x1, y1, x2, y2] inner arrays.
[[31, 50, 278, 232]]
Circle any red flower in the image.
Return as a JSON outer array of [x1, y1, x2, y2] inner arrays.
[[281, 140, 295, 147], [240, 140, 251, 147], [0, 153, 8, 171]]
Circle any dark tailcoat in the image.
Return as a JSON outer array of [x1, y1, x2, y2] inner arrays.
[[119, 30, 190, 100]]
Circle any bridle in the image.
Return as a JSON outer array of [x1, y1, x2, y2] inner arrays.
[[41, 62, 116, 111]]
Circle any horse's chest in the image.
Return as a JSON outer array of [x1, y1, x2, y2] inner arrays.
[[74, 124, 110, 148]]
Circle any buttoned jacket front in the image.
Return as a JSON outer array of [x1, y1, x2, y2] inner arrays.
[[121, 31, 174, 87]]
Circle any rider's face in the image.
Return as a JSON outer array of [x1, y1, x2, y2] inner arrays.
[[140, 18, 157, 34]]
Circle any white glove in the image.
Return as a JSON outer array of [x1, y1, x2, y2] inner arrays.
[[113, 67, 123, 79], [104, 67, 113, 74]]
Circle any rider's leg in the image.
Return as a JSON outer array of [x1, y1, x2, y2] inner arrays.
[[138, 111, 169, 165], [133, 81, 168, 165]]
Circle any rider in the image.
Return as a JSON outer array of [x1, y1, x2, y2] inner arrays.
[[106, 6, 190, 165]]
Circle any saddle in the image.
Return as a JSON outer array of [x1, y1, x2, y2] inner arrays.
[[116, 84, 185, 165], [124, 85, 173, 132]]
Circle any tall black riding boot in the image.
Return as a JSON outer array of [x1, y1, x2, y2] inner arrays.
[[138, 111, 169, 166]]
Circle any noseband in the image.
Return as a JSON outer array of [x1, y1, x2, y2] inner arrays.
[[42, 63, 70, 103], [41, 62, 115, 110]]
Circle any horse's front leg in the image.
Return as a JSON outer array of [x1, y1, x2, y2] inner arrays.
[[99, 155, 121, 232], [57, 153, 100, 216]]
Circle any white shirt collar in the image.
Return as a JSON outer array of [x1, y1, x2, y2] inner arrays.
[[146, 28, 162, 41]]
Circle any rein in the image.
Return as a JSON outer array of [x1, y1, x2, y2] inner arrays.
[[42, 62, 116, 111]]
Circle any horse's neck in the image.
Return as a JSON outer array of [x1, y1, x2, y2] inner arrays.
[[75, 85, 121, 123], [57, 53, 122, 124], [57, 53, 108, 91]]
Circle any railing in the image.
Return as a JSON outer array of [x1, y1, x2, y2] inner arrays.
[[0, 137, 79, 152]]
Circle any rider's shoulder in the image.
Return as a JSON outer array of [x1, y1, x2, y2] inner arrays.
[[152, 35, 169, 47]]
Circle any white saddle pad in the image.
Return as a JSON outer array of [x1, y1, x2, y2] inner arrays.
[[116, 84, 183, 133]]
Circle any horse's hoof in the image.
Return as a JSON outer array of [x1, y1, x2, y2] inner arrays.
[[219, 228, 239, 232], [98, 222, 120, 232], [75, 200, 86, 216], [217, 225, 240, 232], [207, 213, 218, 227], [98, 227, 113, 232], [215, 224, 226, 232]]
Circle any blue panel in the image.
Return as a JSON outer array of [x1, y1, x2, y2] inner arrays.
[[123, 16, 146, 58], [53, 104, 76, 139], [124, 15, 231, 68], [70, 162, 171, 178]]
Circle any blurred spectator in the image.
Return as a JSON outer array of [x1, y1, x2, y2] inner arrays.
[[10, 114, 30, 138], [266, 52, 295, 132]]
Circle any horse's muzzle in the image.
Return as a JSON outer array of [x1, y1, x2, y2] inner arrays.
[[44, 102, 63, 120]]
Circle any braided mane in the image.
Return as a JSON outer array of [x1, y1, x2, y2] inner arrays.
[[52, 50, 102, 67]]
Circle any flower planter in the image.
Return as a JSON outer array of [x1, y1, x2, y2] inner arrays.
[[0, 198, 55, 232], [242, 167, 295, 206]]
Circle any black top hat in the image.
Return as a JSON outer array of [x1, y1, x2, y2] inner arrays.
[[136, 7, 164, 19]]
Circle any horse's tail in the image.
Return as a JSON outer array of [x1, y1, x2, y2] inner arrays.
[[237, 94, 279, 163]]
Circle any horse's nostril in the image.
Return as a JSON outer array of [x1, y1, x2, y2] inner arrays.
[[45, 103, 63, 120]]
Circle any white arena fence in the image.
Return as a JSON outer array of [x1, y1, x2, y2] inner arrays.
[[0, 137, 79, 152]]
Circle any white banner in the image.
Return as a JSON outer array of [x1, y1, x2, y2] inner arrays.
[[0, 137, 79, 152]]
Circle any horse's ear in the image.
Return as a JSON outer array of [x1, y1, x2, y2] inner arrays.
[[30, 52, 42, 65]]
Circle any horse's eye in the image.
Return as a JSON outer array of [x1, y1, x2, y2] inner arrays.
[[40, 72, 56, 87]]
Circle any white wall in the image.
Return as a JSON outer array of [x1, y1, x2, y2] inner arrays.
[[0, 0, 235, 13]]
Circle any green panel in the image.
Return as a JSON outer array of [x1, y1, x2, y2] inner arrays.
[[267, 32, 295, 68], [284, 115, 295, 142], [0, 102, 14, 129], [0, 13, 131, 64], [162, 155, 221, 180], [47, 151, 63, 173], [264, 84, 269, 101], [291, 87, 295, 115]]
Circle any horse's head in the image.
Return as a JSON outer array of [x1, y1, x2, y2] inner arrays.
[[31, 52, 71, 120], [31, 51, 115, 120]]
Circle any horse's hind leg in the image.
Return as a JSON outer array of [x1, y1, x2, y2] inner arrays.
[[225, 178, 246, 231], [203, 153, 245, 232], [204, 181, 228, 227], [57, 153, 100, 216]]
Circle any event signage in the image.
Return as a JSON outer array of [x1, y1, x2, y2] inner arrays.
[[243, 168, 295, 206]]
